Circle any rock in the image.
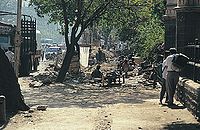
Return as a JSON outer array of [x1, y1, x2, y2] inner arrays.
[[24, 114, 32, 118], [49, 63, 55, 67], [29, 83, 34, 87], [29, 81, 43, 88], [42, 78, 52, 85], [34, 82, 43, 87], [28, 109, 35, 113], [37, 105, 48, 111], [72, 80, 79, 84], [18, 111, 29, 114], [82, 79, 89, 83], [89, 80, 95, 83], [68, 89, 77, 94]]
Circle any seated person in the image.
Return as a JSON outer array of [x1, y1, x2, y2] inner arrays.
[[106, 70, 118, 85], [91, 65, 103, 81], [89, 57, 96, 66]]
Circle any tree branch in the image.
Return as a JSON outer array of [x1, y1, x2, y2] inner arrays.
[[82, 0, 94, 19], [84, 1, 111, 29], [61, 0, 70, 48], [71, 0, 83, 43]]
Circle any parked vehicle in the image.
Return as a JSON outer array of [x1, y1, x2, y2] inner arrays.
[[45, 46, 62, 60]]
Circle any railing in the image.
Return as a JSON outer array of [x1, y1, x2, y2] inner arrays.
[[179, 39, 200, 82], [177, 0, 200, 6], [181, 63, 200, 82]]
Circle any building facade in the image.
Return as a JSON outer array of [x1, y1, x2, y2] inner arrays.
[[176, 0, 200, 53], [164, 0, 200, 52], [164, 0, 177, 50]]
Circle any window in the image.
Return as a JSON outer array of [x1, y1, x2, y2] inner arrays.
[[0, 36, 9, 44], [0, 36, 10, 49]]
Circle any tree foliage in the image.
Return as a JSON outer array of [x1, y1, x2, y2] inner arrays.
[[97, 0, 139, 43], [135, 18, 164, 57], [30, 0, 166, 82], [133, 0, 165, 57], [96, 0, 166, 57], [30, 0, 118, 82]]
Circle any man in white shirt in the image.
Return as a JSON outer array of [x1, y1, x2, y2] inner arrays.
[[160, 50, 170, 104], [164, 48, 180, 106], [5, 47, 14, 67]]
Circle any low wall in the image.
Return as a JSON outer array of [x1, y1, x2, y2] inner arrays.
[[176, 77, 200, 119]]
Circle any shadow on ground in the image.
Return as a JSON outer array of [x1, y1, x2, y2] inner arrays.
[[22, 80, 159, 108], [163, 121, 200, 130]]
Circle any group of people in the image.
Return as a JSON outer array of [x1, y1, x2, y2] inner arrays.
[[90, 46, 182, 104], [90, 52, 137, 84], [160, 48, 180, 106]]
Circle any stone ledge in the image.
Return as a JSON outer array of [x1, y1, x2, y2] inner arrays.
[[177, 77, 200, 120]]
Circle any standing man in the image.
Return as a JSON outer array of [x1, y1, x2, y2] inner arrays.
[[160, 50, 170, 104], [122, 59, 129, 78], [96, 48, 102, 64], [5, 47, 15, 67], [164, 48, 180, 106]]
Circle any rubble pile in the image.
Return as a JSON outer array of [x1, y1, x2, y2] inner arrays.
[[27, 46, 159, 90], [28, 63, 58, 87], [19, 49, 161, 110]]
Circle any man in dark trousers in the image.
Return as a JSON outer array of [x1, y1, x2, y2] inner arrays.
[[164, 48, 180, 106], [160, 50, 170, 104], [96, 48, 106, 64]]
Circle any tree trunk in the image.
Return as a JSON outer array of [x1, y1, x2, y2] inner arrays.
[[75, 43, 80, 58], [56, 45, 75, 83], [105, 36, 108, 45], [0, 48, 29, 114]]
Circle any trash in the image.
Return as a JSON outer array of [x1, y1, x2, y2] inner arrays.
[[29, 81, 43, 88]]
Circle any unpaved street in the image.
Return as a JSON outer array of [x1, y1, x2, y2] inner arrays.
[[4, 101, 200, 130], [3, 61, 200, 130]]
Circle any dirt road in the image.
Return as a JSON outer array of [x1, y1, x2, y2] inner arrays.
[[3, 61, 200, 130], [4, 101, 200, 130]]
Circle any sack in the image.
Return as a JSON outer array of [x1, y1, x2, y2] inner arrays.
[[172, 53, 189, 68]]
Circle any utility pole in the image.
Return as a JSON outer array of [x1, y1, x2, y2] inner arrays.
[[14, 0, 22, 77]]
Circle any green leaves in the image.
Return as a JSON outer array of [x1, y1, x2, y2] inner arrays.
[[30, 0, 165, 58], [128, 0, 165, 57], [136, 17, 164, 57]]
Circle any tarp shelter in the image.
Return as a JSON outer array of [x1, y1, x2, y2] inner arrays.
[[80, 44, 90, 67]]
